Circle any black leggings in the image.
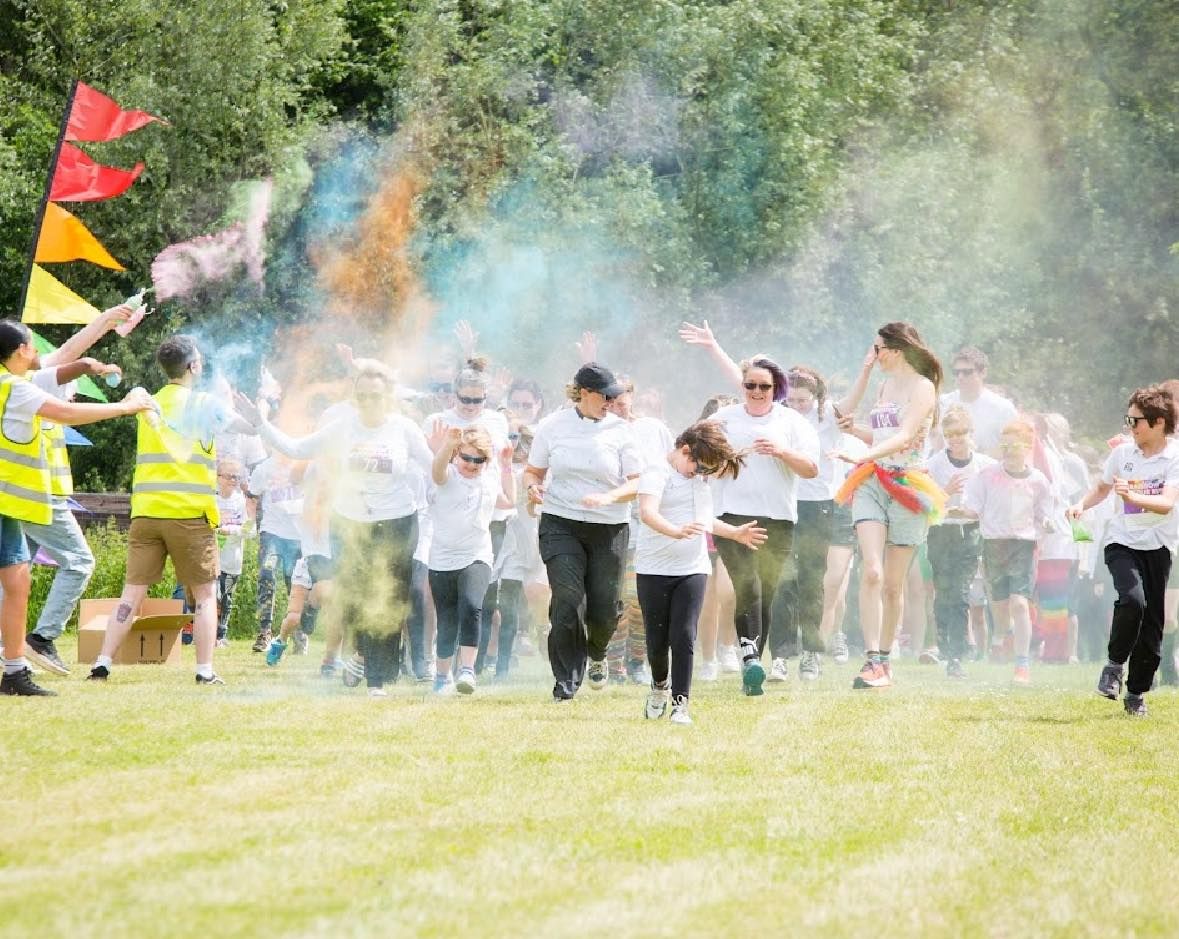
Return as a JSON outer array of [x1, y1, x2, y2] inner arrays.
[[713, 515, 795, 657], [772, 499, 833, 657], [476, 520, 509, 672], [638, 573, 707, 700], [495, 578, 526, 676], [429, 562, 492, 660]]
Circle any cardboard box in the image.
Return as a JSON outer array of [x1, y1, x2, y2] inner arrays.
[[77, 599, 192, 665]]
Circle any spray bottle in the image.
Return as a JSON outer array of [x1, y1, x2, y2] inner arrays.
[[114, 288, 154, 338]]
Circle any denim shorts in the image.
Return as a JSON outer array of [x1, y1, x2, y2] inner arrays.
[[0, 515, 30, 568], [852, 473, 928, 547]]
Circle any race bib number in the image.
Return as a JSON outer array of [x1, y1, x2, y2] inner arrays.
[[1123, 477, 1165, 529], [871, 404, 901, 430], [348, 444, 395, 475]]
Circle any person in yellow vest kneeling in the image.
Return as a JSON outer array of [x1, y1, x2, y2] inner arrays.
[[0, 320, 155, 697], [88, 335, 254, 686]]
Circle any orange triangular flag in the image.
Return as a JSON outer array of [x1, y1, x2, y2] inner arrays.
[[22, 264, 103, 324], [34, 202, 124, 270]]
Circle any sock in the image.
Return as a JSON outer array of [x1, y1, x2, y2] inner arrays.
[[195, 663, 214, 679], [1107, 658, 1123, 671], [740, 638, 758, 662], [95, 654, 113, 670], [878, 651, 890, 663], [1015, 655, 1031, 668], [653, 678, 670, 691], [4, 657, 28, 674], [868, 650, 881, 663]]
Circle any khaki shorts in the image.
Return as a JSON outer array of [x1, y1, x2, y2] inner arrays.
[[127, 517, 219, 587]]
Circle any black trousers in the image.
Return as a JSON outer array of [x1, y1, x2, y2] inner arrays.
[[404, 559, 429, 678], [430, 561, 492, 660], [496, 578, 526, 676], [772, 499, 833, 657], [638, 572, 708, 700], [1105, 543, 1172, 695], [928, 522, 982, 661], [476, 519, 509, 673], [538, 513, 629, 699], [713, 514, 795, 657]]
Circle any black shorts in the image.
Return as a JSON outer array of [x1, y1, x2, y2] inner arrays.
[[982, 538, 1036, 602]]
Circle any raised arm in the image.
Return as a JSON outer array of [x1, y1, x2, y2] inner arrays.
[[37, 387, 154, 426], [833, 344, 878, 416], [431, 427, 461, 486], [678, 320, 743, 389], [41, 304, 132, 367]]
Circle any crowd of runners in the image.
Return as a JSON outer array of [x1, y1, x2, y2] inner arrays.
[[2, 307, 1177, 722]]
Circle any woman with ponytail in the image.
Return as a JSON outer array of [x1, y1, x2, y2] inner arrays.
[[636, 421, 766, 724], [832, 322, 945, 690]]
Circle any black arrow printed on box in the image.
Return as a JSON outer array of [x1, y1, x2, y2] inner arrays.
[[140, 634, 146, 656], [159, 634, 164, 657]]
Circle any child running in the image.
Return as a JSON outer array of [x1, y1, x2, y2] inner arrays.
[[214, 459, 250, 645]]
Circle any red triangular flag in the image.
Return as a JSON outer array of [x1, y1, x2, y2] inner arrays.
[[65, 82, 164, 143], [50, 142, 144, 202]]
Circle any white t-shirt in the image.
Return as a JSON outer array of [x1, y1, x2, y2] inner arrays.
[[1101, 440, 1179, 551], [423, 407, 513, 521], [635, 462, 713, 576], [709, 403, 820, 522], [964, 463, 1053, 541], [216, 489, 249, 576], [248, 457, 303, 542], [215, 431, 266, 470], [428, 464, 499, 570], [795, 406, 843, 502], [498, 466, 546, 584], [1, 374, 52, 444], [939, 388, 1017, 455], [926, 449, 997, 526], [630, 417, 674, 471], [529, 408, 642, 525]]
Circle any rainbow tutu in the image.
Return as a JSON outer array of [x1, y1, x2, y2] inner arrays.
[[835, 461, 947, 524]]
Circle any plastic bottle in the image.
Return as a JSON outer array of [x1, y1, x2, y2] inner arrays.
[[114, 289, 152, 338], [103, 371, 122, 388]]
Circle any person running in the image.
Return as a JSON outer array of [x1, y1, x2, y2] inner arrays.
[[88, 335, 250, 686], [0, 320, 154, 696], [637, 421, 765, 725], [506, 378, 546, 428], [962, 419, 1053, 684], [426, 425, 514, 694], [1069, 386, 1179, 718], [522, 362, 642, 701], [248, 454, 306, 652], [832, 322, 945, 690], [938, 346, 1017, 455], [924, 405, 995, 678], [235, 361, 432, 696], [214, 458, 250, 645]]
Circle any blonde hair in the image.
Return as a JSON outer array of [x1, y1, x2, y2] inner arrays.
[[941, 404, 974, 435], [1000, 418, 1035, 447], [456, 427, 494, 461], [564, 382, 583, 403]]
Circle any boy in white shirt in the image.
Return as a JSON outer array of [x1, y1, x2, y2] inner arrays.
[[214, 459, 250, 644]]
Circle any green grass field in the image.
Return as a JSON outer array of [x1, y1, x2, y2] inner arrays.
[[5, 644, 1179, 938]]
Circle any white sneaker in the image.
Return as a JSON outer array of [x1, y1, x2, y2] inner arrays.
[[799, 650, 821, 681], [644, 686, 670, 719], [669, 695, 692, 725], [768, 657, 789, 682], [587, 658, 608, 690], [455, 667, 477, 695], [719, 645, 740, 673], [699, 660, 719, 682], [831, 631, 850, 664], [368, 687, 388, 698]]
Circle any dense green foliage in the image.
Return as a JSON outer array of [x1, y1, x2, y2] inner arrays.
[[1, 0, 1175, 486]]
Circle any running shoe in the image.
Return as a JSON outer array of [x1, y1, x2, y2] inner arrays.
[[1012, 665, 1031, 686], [215, 637, 230, 648], [433, 672, 456, 695], [698, 660, 719, 682], [1097, 663, 1123, 700], [918, 648, 941, 665], [25, 633, 69, 676], [768, 657, 789, 683], [87, 665, 110, 681], [644, 685, 670, 719], [195, 673, 225, 685], [455, 667, 477, 695], [742, 659, 766, 697], [830, 631, 850, 664], [251, 631, 271, 653], [0, 667, 56, 696], [799, 651, 821, 681], [368, 686, 388, 698], [669, 696, 692, 725], [946, 658, 967, 680], [320, 660, 340, 679], [852, 659, 890, 689], [292, 632, 309, 656], [587, 658, 608, 690], [1124, 693, 1147, 718], [719, 645, 740, 673], [265, 638, 287, 667], [342, 654, 365, 688]]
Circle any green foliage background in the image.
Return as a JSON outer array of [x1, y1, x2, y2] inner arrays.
[[1, 0, 1176, 488]]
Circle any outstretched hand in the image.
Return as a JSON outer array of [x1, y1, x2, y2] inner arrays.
[[455, 320, 479, 359], [576, 331, 598, 365], [678, 320, 717, 349], [734, 521, 768, 549], [232, 391, 265, 427]]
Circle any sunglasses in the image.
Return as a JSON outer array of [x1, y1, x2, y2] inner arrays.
[[508, 432, 521, 442], [457, 395, 485, 406], [743, 382, 773, 392], [458, 452, 487, 465], [953, 368, 976, 377], [1125, 415, 1151, 428]]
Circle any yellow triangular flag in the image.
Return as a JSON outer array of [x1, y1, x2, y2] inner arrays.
[[22, 264, 103, 324], [35, 202, 124, 270]]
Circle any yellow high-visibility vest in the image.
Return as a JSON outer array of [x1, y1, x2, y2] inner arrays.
[[130, 383, 219, 525], [0, 366, 53, 525], [44, 420, 73, 496]]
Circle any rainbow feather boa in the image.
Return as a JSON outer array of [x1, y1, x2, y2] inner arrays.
[[835, 461, 947, 524]]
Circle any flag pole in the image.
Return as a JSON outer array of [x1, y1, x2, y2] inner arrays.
[[16, 79, 79, 323]]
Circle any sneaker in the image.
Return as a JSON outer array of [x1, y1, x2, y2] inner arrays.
[[251, 631, 271, 653], [195, 673, 225, 685], [1097, 664, 1123, 700], [265, 638, 287, 667], [918, 648, 941, 665], [852, 659, 890, 689], [320, 660, 340, 679], [433, 673, 456, 695], [626, 659, 651, 685], [215, 637, 230, 648], [669, 695, 692, 725], [946, 658, 967, 680], [368, 686, 388, 698], [342, 654, 365, 688], [587, 658, 608, 690], [1013, 665, 1031, 686], [424, 662, 437, 682], [698, 660, 719, 682], [719, 645, 740, 673], [767, 657, 789, 683], [292, 632, 309, 656], [644, 685, 670, 719], [742, 659, 766, 697], [0, 667, 57, 696], [87, 664, 110, 681], [1124, 693, 1147, 718], [830, 631, 850, 664], [455, 667, 477, 695], [25, 633, 69, 676], [799, 651, 821, 681]]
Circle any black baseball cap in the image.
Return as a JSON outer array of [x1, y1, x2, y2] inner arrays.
[[574, 362, 625, 399]]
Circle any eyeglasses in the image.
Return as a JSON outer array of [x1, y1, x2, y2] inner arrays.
[[873, 343, 885, 354], [457, 395, 485, 406], [458, 452, 487, 465], [1125, 415, 1150, 428], [953, 368, 976, 377], [217, 473, 238, 480], [743, 382, 773, 392]]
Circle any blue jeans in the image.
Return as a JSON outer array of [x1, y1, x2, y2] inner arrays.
[[0, 515, 30, 569], [22, 499, 95, 639], [256, 532, 301, 634]]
